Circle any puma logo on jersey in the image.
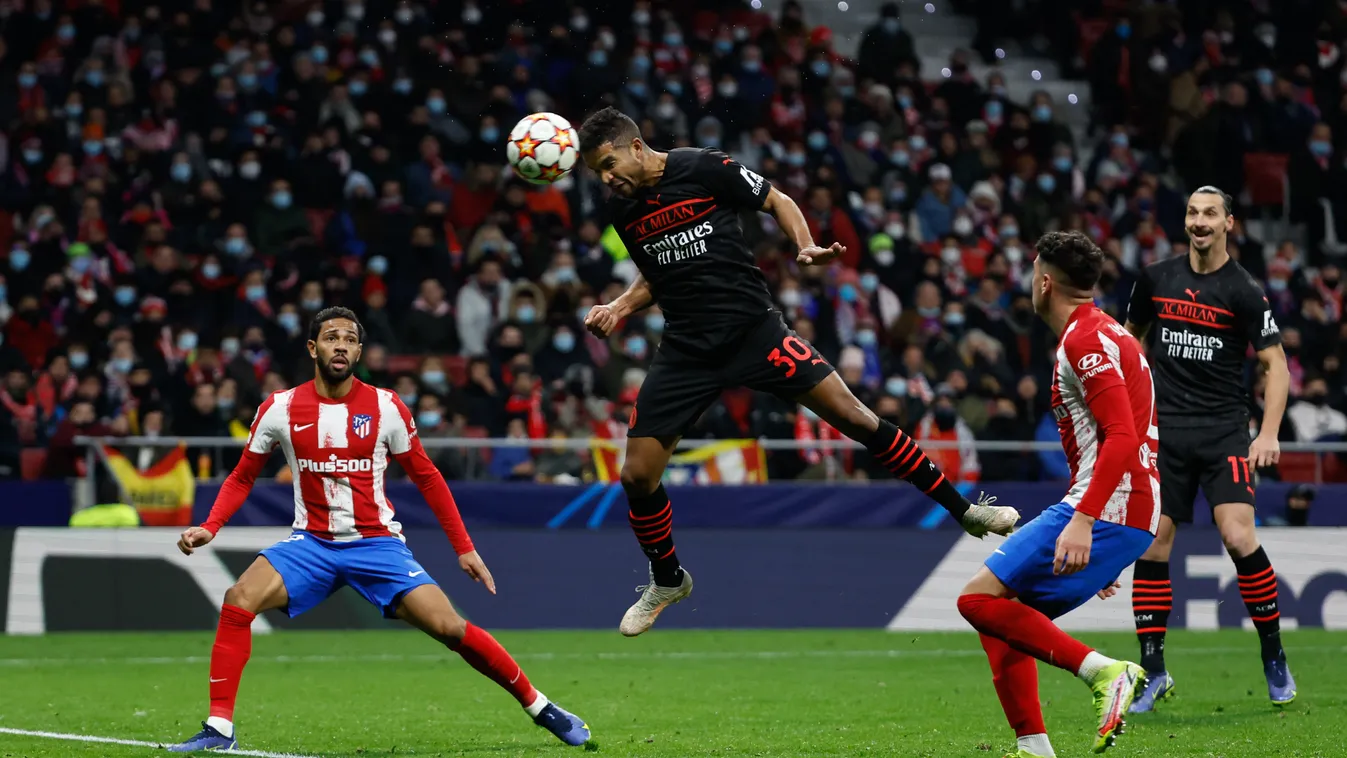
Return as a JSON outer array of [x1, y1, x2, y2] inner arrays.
[[1184, 288, 1201, 301]]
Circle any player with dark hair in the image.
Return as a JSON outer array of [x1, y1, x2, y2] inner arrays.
[[577, 106, 1019, 636], [168, 307, 590, 752], [1124, 186, 1295, 710], [957, 231, 1157, 758]]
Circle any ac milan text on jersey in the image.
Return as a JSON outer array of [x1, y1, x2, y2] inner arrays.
[[1051, 305, 1161, 534], [200, 379, 473, 554], [1126, 256, 1281, 427], [607, 148, 777, 355]]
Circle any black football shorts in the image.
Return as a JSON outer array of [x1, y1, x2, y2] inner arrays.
[[629, 311, 835, 438], [1157, 423, 1256, 523]]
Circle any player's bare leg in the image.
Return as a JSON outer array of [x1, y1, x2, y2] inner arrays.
[[1213, 502, 1296, 704], [396, 585, 591, 746], [1129, 515, 1177, 712], [958, 568, 1144, 754], [617, 434, 693, 636], [797, 373, 1019, 536], [169, 557, 288, 752]]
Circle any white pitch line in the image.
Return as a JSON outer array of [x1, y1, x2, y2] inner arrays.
[[0, 727, 320, 758], [0, 644, 1343, 668]]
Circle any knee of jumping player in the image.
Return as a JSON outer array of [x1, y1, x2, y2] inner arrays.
[[619, 459, 662, 497]]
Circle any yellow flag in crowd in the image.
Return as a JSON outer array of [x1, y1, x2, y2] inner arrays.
[[102, 444, 197, 526]]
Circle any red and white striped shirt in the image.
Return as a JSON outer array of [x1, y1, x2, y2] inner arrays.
[[1052, 305, 1161, 534], [201, 379, 473, 554]]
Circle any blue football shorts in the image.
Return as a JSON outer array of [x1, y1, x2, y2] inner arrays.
[[984, 502, 1155, 620], [259, 532, 437, 618]]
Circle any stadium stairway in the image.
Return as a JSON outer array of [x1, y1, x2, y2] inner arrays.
[[756, 0, 1092, 149]]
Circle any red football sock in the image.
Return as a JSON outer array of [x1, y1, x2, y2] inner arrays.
[[208, 604, 255, 721], [958, 593, 1092, 674], [980, 633, 1046, 737], [450, 623, 538, 707]]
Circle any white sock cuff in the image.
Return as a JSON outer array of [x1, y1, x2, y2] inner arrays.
[[1077, 651, 1114, 681], [205, 716, 234, 738], [1017, 732, 1055, 757], [523, 690, 549, 718]]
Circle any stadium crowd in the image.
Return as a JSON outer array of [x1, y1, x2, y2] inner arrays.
[[0, 0, 1344, 484]]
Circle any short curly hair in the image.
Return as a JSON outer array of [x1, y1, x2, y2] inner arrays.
[[1034, 231, 1104, 291], [578, 106, 640, 154], [309, 306, 365, 343]]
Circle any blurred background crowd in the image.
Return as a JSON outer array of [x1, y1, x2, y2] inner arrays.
[[0, 0, 1345, 485]]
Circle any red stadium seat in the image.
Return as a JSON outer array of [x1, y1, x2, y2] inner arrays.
[[20, 448, 47, 481], [444, 355, 468, 387], [1244, 153, 1289, 207], [387, 354, 422, 374], [1277, 452, 1319, 483]]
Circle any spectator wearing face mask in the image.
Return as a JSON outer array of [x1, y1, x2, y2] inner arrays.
[[1287, 376, 1347, 442], [915, 389, 980, 485], [1266, 484, 1315, 527], [506, 283, 548, 354], [915, 163, 966, 240]]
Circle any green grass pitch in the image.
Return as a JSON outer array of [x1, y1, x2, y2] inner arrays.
[[0, 629, 1342, 757]]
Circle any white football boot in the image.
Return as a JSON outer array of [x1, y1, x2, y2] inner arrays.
[[619, 567, 693, 637], [961, 492, 1021, 538]]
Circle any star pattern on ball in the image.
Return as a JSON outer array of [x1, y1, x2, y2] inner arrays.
[[540, 164, 565, 182], [516, 136, 539, 158], [553, 129, 573, 152]]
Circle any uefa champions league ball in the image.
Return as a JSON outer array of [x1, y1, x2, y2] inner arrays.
[[506, 112, 580, 185]]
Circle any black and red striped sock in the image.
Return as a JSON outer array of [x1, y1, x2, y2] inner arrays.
[[1131, 559, 1172, 673], [628, 483, 683, 587], [866, 420, 969, 521], [1235, 547, 1285, 662]]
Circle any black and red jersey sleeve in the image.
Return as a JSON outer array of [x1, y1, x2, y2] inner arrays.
[[1233, 277, 1282, 352], [698, 149, 772, 211]]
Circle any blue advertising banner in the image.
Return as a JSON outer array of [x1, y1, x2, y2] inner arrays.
[[192, 481, 1346, 530], [5, 527, 1345, 633]]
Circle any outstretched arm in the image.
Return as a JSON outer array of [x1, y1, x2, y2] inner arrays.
[[607, 271, 654, 319], [386, 393, 494, 592], [394, 442, 475, 556], [762, 187, 844, 266], [585, 272, 652, 338], [180, 395, 281, 554]]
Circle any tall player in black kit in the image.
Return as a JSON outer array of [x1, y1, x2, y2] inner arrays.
[[577, 107, 1020, 636], [1124, 187, 1296, 710]]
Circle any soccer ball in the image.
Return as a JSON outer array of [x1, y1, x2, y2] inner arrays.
[[506, 112, 580, 185]]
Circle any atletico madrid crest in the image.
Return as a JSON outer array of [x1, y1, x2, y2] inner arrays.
[[352, 413, 372, 439]]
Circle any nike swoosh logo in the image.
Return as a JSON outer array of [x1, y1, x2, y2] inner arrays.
[[408, 570, 425, 577], [293, 424, 314, 432], [209, 677, 227, 683], [994, 549, 1006, 555]]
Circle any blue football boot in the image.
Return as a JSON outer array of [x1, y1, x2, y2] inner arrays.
[[1265, 658, 1297, 706], [534, 701, 591, 747], [167, 722, 238, 752], [1128, 670, 1175, 713]]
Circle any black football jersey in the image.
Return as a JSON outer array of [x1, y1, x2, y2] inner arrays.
[[607, 148, 776, 355], [1126, 255, 1282, 428]]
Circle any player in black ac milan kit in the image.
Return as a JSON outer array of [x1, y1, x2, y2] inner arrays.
[[576, 107, 1019, 637], [1124, 186, 1296, 710]]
